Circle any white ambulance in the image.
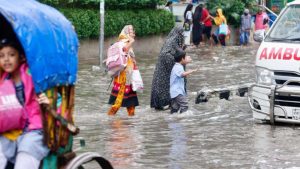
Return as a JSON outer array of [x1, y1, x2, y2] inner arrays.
[[249, 0, 300, 124]]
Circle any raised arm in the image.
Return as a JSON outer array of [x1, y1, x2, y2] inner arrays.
[[182, 68, 198, 77]]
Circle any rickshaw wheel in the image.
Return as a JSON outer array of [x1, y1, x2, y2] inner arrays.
[[65, 152, 113, 169]]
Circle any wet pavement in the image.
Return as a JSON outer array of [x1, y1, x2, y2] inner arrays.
[[73, 43, 300, 169]]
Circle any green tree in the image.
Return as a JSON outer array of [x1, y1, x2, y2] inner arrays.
[[207, 0, 257, 27]]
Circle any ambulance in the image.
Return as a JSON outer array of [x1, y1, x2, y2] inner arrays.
[[248, 0, 300, 124]]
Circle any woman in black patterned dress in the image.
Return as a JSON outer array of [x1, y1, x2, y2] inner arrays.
[[150, 26, 185, 110]]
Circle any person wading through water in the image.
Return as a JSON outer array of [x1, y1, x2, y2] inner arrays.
[[150, 26, 185, 110], [211, 8, 228, 46], [192, 4, 203, 47], [107, 25, 139, 116]]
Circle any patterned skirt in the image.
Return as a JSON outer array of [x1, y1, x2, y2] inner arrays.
[[108, 82, 139, 107]]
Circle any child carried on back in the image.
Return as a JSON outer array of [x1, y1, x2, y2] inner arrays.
[[0, 38, 50, 169], [170, 48, 198, 114]]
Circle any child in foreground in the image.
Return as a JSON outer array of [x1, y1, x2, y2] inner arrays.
[[170, 48, 197, 114], [0, 38, 49, 169]]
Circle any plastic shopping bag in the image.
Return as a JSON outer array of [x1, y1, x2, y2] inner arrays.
[[253, 30, 265, 42], [131, 67, 143, 92], [219, 23, 228, 35]]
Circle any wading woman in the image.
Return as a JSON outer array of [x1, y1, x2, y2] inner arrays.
[[107, 25, 139, 116], [150, 26, 185, 110], [211, 8, 227, 46]]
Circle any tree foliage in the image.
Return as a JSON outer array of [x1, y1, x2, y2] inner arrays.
[[207, 0, 257, 27], [59, 8, 174, 38], [40, 0, 165, 9]]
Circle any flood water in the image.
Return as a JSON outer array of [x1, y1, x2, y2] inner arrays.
[[73, 41, 300, 169]]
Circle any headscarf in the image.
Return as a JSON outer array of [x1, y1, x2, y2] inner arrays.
[[118, 25, 135, 57], [118, 25, 129, 39], [193, 5, 203, 25], [184, 4, 193, 21], [244, 8, 249, 15], [214, 8, 227, 26], [150, 26, 185, 109], [159, 26, 184, 57]]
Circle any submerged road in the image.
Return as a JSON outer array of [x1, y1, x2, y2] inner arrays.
[[74, 44, 300, 169]]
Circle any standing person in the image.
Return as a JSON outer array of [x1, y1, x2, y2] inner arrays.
[[254, 7, 269, 32], [200, 4, 212, 45], [151, 26, 185, 110], [183, 4, 193, 45], [107, 25, 139, 116], [240, 9, 252, 46], [0, 38, 50, 169], [170, 49, 197, 114], [211, 8, 227, 46], [165, 1, 173, 13], [192, 5, 203, 47], [253, 7, 269, 41]]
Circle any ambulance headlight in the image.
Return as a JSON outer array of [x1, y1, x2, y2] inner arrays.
[[256, 67, 274, 85]]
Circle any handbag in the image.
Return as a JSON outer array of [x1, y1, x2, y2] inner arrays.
[[183, 21, 191, 31], [106, 41, 127, 77], [0, 79, 25, 133], [131, 66, 144, 92], [219, 23, 228, 35]]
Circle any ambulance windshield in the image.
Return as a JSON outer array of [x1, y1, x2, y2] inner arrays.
[[267, 5, 300, 41]]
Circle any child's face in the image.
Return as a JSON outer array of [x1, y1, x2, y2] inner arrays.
[[0, 46, 22, 73], [181, 55, 192, 65], [181, 57, 187, 65]]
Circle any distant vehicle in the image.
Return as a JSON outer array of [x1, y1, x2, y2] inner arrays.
[[249, 0, 300, 124]]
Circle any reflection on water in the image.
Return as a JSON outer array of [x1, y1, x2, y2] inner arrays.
[[74, 43, 300, 169], [105, 119, 142, 168], [168, 120, 187, 169]]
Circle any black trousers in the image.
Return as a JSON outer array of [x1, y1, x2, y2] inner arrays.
[[212, 34, 226, 46]]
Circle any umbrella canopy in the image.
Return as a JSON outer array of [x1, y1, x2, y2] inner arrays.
[[0, 0, 79, 93]]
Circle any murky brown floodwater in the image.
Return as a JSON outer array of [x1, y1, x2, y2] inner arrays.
[[73, 41, 300, 169]]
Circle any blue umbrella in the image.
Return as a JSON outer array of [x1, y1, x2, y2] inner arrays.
[[0, 0, 79, 93]]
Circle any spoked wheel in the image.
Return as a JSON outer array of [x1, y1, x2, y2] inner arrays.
[[66, 152, 113, 169]]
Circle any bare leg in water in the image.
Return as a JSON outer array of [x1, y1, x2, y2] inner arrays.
[[127, 106, 135, 116]]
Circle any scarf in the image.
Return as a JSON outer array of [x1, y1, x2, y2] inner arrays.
[[214, 8, 227, 26]]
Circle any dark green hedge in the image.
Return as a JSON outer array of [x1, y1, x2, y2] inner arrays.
[[59, 8, 175, 38], [40, 0, 165, 9]]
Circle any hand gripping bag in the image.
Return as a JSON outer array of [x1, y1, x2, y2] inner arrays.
[[106, 41, 128, 77], [0, 79, 25, 133]]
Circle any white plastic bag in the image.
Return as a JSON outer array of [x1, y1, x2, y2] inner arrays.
[[131, 69, 143, 92], [253, 30, 265, 42]]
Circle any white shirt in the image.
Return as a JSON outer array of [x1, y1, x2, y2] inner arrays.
[[186, 11, 193, 20]]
